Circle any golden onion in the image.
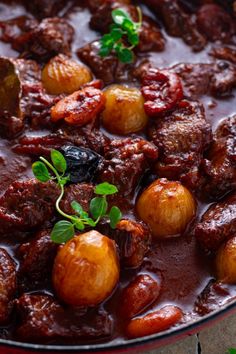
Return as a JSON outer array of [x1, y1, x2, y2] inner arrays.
[[52, 231, 120, 306], [216, 237, 236, 284], [42, 54, 92, 95], [102, 85, 148, 135], [136, 178, 196, 238]]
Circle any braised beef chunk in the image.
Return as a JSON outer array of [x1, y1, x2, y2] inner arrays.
[[0, 180, 59, 234], [99, 138, 158, 196], [61, 183, 94, 215], [87, 0, 131, 13], [0, 249, 16, 324], [24, 0, 68, 19], [197, 4, 235, 43], [113, 219, 151, 268], [17, 230, 58, 291], [202, 115, 236, 199], [77, 41, 133, 85], [16, 294, 113, 342], [210, 46, 236, 64], [149, 99, 212, 190], [194, 280, 232, 315], [143, 0, 207, 51], [172, 62, 236, 98], [195, 193, 236, 252]]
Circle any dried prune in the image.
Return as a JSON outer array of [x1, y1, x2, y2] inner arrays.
[[60, 145, 102, 183], [141, 68, 183, 116]]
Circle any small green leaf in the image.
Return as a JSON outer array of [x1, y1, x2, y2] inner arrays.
[[51, 220, 75, 244], [32, 161, 51, 182], [95, 182, 118, 196], [118, 47, 134, 63], [99, 46, 112, 57], [128, 32, 139, 46], [228, 349, 236, 354], [110, 27, 123, 41], [85, 218, 96, 227], [100, 34, 114, 49], [73, 218, 85, 231], [90, 197, 108, 219], [71, 201, 84, 215], [51, 149, 67, 173], [121, 18, 135, 33], [112, 8, 131, 25], [109, 206, 122, 229]]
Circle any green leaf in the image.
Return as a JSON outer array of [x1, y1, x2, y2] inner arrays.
[[228, 350, 236, 354], [112, 8, 131, 25], [121, 18, 135, 33], [71, 201, 84, 215], [95, 182, 118, 196], [51, 220, 75, 244], [85, 218, 96, 227], [100, 34, 114, 49], [118, 48, 134, 63], [128, 32, 139, 46], [51, 149, 67, 173], [109, 206, 122, 229], [90, 197, 108, 219], [110, 27, 123, 41], [32, 161, 51, 182], [73, 218, 85, 231], [99, 46, 112, 57]]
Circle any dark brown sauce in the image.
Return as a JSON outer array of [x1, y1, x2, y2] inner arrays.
[[0, 0, 235, 345]]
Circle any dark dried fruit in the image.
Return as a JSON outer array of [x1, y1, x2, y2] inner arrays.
[[141, 68, 183, 116], [61, 146, 102, 183]]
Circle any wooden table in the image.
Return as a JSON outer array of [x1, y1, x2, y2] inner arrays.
[[144, 312, 236, 354]]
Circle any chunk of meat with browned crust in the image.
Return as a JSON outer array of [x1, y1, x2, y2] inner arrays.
[[148, 99, 212, 190], [0, 248, 16, 324], [143, 0, 207, 51], [197, 4, 235, 43], [97, 219, 151, 268], [201, 115, 236, 200], [77, 40, 133, 85], [195, 193, 236, 252], [14, 122, 110, 157], [0, 179, 59, 234], [24, 0, 69, 19], [90, 2, 165, 53], [1, 17, 74, 61], [171, 61, 236, 98], [194, 280, 232, 316], [99, 138, 158, 196], [17, 230, 58, 292], [210, 46, 236, 64], [16, 294, 113, 342], [61, 183, 94, 215]]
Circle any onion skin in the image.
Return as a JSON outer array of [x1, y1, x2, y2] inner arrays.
[[216, 236, 236, 284], [136, 178, 196, 238], [102, 85, 148, 135], [42, 54, 92, 95], [52, 231, 120, 306]]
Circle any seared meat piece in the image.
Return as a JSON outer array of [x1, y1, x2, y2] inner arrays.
[[99, 138, 158, 196], [77, 40, 133, 85], [143, 0, 207, 51], [149, 99, 212, 190], [202, 115, 236, 200], [61, 183, 94, 215], [24, 0, 69, 19], [90, 2, 165, 53], [1, 17, 74, 61], [194, 280, 232, 315], [195, 193, 236, 251], [172, 61, 236, 98], [14, 122, 110, 157], [0, 179, 59, 234], [0, 249, 16, 324], [17, 230, 58, 291], [114, 219, 151, 268], [210, 46, 236, 64], [87, 0, 131, 13], [16, 294, 113, 342], [197, 4, 235, 43]]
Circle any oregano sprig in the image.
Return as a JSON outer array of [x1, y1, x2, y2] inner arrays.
[[99, 7, 142, 63], [32, 150, 122, 244]]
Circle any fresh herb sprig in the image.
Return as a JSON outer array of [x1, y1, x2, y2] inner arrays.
[[228, 349, 236, 354], [99, 7, 142, 64], [32, 150, 122, 244]]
